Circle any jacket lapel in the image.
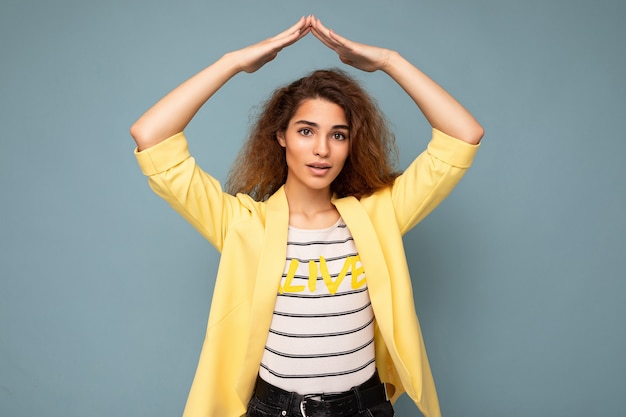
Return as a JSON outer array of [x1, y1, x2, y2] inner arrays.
[[236, 187, 289, 401], [333, 197, 394, 335]]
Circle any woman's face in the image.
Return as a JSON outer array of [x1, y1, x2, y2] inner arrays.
[[277, 98, 350, 196]]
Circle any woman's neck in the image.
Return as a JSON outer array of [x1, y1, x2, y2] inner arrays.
[[284, 184, 339, 229]]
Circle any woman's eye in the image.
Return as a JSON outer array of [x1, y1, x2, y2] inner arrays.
[[299, 128, 312, 136], [333, 132, 347, 141]]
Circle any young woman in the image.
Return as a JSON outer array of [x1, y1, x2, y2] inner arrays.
[[131, 16, 483, 417]]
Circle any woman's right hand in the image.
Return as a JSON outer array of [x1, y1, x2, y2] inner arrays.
[[231, 16, 313, 73], [131, 17, 314, 150]]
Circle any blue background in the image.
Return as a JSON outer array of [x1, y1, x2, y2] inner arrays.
[[1, 1, 625, 416]]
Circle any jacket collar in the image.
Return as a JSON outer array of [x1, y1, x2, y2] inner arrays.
[[333, 197, 394, 331], [236, 186, 290, 401]]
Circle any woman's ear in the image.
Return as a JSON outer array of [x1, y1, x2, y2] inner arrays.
[[277, 131, 287, 147]]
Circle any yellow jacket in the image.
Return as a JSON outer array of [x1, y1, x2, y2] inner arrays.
[[135, 128, 479, 417]]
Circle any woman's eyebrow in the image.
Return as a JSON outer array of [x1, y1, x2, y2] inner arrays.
[[294, 120, 349, 130]]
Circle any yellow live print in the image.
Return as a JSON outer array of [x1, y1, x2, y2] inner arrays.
[[278, 255, 366, 295]]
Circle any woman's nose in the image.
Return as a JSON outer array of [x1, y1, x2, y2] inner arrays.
[[313, 137, 329, 157]]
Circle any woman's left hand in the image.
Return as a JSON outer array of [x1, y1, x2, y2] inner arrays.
[[310, 17, 392, 72]]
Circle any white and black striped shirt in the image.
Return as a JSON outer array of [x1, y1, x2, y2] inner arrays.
[[259, 218, 376, 395]]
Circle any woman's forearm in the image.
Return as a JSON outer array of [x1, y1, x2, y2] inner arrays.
[[382, 51, 484, 144], [130, 53, 241, 151], [130, 18, 312, 151]]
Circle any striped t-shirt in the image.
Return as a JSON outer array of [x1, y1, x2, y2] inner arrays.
[[259, 217, 376, 395]]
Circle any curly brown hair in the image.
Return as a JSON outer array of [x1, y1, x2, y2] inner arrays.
[[225, 69, 399, 201]]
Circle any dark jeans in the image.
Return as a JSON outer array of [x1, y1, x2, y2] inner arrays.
[[246, 395, 395, 417], [246, 372, 395, 417]]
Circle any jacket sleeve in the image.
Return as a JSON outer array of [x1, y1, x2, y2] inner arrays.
[[391, 128, 479, 235], [134, 132, 253, 251]]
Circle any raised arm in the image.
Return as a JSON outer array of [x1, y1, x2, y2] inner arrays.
[[310, 18, 484, 144], [130, 17, 313, 151]]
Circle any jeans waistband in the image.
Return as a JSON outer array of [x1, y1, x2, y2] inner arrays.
[[252, 371, 388, 417]]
